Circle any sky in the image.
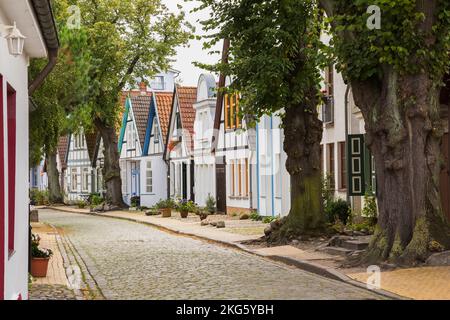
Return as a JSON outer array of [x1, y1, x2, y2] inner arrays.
[[162, 0, 221, 86]]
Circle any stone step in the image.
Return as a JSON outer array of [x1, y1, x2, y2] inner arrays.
[[341, 240, 369, 251], [319, 246, 353, 257]]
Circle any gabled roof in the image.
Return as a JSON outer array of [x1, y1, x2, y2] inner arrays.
[[57, 135, 69, 170], [118, 94, 153, 153], [130, 95, 153, 151], [164, 86, 197, 158], [176, 86, 197, 141], [154, 92, 174, 146]]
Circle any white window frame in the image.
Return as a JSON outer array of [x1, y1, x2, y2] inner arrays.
[[146, 161, 153, 193], [82, 167, 90, 192]]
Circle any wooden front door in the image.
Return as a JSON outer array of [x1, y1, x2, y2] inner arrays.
[[215, 157, 227, 214], [441, 133, 449, 221]]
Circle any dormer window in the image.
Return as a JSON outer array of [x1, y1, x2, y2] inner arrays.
[[151, 76, 165, 90]]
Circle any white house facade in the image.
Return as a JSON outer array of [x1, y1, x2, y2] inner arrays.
[[214, 80, 257, 215], [193, 74, 218, 207], [119, 88, 173, 207], [255, 114, 291, 217], [165, 86, 197, 202], [29, 159, 47, 191], [1, 0, 58, 300]]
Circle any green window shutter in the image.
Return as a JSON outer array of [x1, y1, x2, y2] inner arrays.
[[347, 134, 365, 196]]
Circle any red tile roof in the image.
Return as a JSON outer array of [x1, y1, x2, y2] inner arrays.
[[57, 135, 69, 170], [154, 92, 174, 146], [176, 86, 197, 151], [130, 95, 153, 150]]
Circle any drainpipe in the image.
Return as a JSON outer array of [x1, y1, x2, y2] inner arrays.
[[344, 85, 350, 204], [29, 49, 58, 95]]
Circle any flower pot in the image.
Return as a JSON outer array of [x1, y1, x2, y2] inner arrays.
[[199, 213, 208, 221], [31, 258, 50, 278], [160, 208, 171, 218], [180, 210, 189, 218]]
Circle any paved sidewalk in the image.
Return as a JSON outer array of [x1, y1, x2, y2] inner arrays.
[[47, 206, 450, 300], [29, 223, 78, 300]]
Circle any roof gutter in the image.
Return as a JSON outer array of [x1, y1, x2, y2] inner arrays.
[[28, 0, 60, 95]]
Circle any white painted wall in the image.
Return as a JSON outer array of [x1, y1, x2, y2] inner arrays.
[[0, 0, 47, 300]]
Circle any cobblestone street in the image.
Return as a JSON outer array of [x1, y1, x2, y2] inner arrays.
[[39, 209, 384, 300]]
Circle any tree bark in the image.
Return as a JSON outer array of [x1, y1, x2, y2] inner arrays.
[[94, 117, 127, 208], [267, 100, 325, 242], [46, 150, 63, 204], [351, 69, 450, 265]]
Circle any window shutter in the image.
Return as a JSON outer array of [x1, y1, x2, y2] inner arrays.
[[347, 134, 365, 196]]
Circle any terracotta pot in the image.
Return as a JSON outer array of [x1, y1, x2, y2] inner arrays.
[[31, 258, 50, 278], [199, 213, 208, 221], [180, 210, 189, 218], [160, 208, 171, 218]]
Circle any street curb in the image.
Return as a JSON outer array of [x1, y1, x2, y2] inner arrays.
[[45, 206, 406, 300]]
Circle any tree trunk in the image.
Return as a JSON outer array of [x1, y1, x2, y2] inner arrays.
[[94, 117, 127, 208], [267, 101, 325, 242], [46, 150, 63, 204], [352, 69, 450, 265]]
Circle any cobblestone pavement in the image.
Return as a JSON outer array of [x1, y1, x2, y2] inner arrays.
[[29, 284, 77, 300], [39, 209, 384, 300]]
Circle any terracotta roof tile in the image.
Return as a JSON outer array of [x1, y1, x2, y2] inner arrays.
[[130, 95, 153, 150], [57, 135, 69, 170], [154, 92, 174, 146], [176, 86, 197, 151]]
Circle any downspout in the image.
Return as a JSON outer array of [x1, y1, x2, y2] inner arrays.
[[29, 49, 58, 94], [344, 85, 350, 204]]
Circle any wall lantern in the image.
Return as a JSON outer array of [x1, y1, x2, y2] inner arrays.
[[2, 22, 26, 57]]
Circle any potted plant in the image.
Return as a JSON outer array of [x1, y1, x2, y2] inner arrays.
[[205, 195, 217, 214], [155, 198, 176, 218], [176, 199, 196, 218], [30, 234, 53, 278], [130, 196, 140, 210], [197, 208, 209, 221]]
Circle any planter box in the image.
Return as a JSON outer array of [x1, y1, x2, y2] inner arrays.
[[159, 208, 171, 218], [180, 210, 189, 219], [31, 258, 50, 278]]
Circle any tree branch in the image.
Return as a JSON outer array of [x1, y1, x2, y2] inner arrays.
[[116, 54, 141, 92]]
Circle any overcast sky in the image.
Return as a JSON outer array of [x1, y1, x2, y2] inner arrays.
[[162, 0, 221, 86]]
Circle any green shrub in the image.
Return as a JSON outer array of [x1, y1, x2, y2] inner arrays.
[[89, 193, 104, 206], [155, 198, 176, 209], [77, 200, 87, 209], [30, 189, 49, 206], [205, 195, 217, 214], [249, 211, 263, 221], [176, 199, 197, 212], [362, 188, 378, 225], [262, 216, 277, 224], [130, 196, 140, 208], [325, 198, 351, 224]]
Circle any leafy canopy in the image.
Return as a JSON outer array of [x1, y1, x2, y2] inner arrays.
[[330, 0, 450, 83], [195, 0, 328, 124], [75, 0, 193, 126]]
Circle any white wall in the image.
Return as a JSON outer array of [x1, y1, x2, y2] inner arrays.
[[139, 156, 167, 207], [0, 10, 37, 300]]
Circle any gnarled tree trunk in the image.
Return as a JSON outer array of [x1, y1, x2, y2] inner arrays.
[[94, 117, 127, 209], [352, 69, 450, 265], [267, 100, 325, 243], [46, 150, 63, 204]]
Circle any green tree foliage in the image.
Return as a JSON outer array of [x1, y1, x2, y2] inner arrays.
[[73, 0, 193, 207], [197, 0, 329, 239]]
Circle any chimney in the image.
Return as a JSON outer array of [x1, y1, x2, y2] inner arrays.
[[139, 82, 147, 95]]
